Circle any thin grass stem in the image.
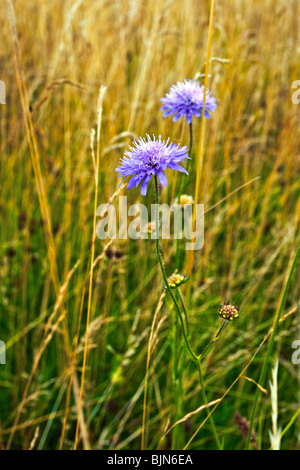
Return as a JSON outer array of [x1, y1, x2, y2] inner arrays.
[[246, 242, 300, 449]]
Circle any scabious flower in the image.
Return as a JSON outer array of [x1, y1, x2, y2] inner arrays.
[[219, 301, 240, 321], [115, 134, 189, 195], [166, 271, 189, 289], [160, 79, 217, 124]]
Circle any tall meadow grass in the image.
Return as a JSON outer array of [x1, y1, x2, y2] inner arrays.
[[0, 0, 299, 450]]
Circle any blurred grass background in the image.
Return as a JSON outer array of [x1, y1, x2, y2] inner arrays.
[[0, 0, 299, 450]]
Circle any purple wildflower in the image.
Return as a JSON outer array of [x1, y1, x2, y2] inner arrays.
[[160, 79, 217, 124], [115, 134, 189, 196]]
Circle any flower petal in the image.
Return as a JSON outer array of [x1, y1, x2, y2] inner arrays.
[[127, 175, 140, 189], [140, 175, 152, 195], [157, 170, 168, 186], [186, 114, 192, 124], [168, 162, 188, 174]]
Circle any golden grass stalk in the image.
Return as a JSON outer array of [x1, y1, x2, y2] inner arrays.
[[6, 260, 80, 449], [187, 0, 215, 279], [158, 398, 221, 447], [142, 291, 166, 450], [74, 85, 107, 450]]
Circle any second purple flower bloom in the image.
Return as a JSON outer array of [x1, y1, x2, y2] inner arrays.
[[160, 78, 217, 124]]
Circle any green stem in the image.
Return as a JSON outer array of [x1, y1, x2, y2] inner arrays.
[[175, 121, 193, 271], [154, 175, 193, 448], [200, 320, 227, 361], [197, 359, 222, 449], [153, 175, 197, 364], [178, 121, 193, 200], [172, 122, 193, 447], [154, 175, 223, 450], [172, 296, 180, 449], [245, 242, 300, 449], [178, 288, 190, 337]]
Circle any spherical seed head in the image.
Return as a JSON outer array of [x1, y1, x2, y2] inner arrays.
[[115, 134, 189, 196], [160, 79, 217, 124], [219, 302, 240, 321], [166, 271, 189, 289], [179, 194, 194, 207], [172, 194, 194, 208]]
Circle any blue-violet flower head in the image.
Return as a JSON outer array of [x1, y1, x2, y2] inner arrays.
[[160, 79, 217, 124], [115, 134, 189, 195]]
